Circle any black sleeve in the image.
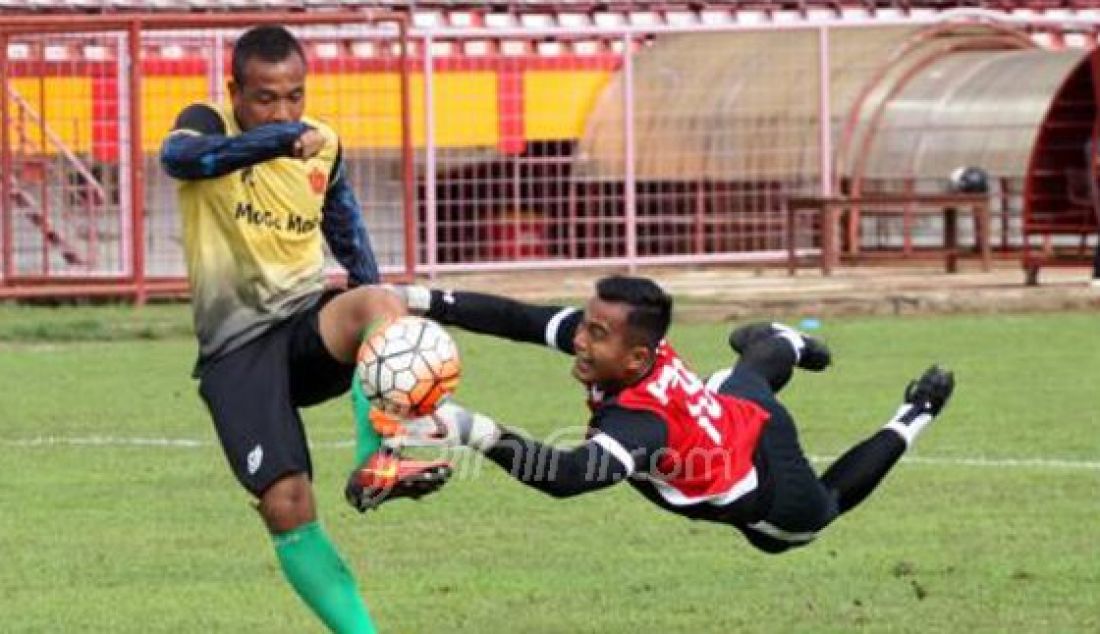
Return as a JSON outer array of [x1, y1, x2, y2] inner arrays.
[[172, 103, 225, 135], [589, 405, 669, 474], [483, 429, 628, 498], [425, 289, 581, 354], [481, 408, 668, 499], [321, 144, 380, 285]]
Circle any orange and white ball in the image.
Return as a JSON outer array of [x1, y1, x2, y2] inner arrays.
[[357, 316, 461, 419]]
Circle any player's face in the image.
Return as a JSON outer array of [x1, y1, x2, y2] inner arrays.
[[229, 53, 306, 131], [572, 297, 650, 389]]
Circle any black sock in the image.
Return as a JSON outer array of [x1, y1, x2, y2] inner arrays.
[[820, 430, 906, 515], [737, 337, 797, 393]]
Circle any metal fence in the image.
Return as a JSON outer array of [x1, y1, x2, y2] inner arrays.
[[0, 11, 414, 301], [2, 10, 1098, 300], [410, 15, 1091, 276]]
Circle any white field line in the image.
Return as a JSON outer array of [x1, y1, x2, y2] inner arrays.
[[810, 453, 1100, 471], [3, 435, 1099, 471]]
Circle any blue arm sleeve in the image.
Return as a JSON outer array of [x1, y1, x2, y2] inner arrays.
[[321, 154, 380, 285], [158, 104, 308, 180]]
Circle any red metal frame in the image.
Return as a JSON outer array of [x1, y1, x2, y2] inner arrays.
[[1091, 49, 1100, 232], [1, 32, 10, 284], [129, 19, 146, 304], [2, 13, 1096, 300], [0, 10, 412, 302], [3, 54, 621, 78], [1020, 47, 1100, 281], [398, 16, 417, 284]]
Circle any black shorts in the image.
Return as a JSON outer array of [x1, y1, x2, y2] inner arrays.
[[198, 292, 356, 497], [713, 364, 839, 553]]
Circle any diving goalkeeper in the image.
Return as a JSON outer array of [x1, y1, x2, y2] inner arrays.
[[397, 276, 953, 553]]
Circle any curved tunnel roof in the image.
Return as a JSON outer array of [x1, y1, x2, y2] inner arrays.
[[851, 48, 1087, 185], [575, 23, 1087, 191]]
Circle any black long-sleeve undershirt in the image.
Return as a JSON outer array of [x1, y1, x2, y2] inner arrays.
[[425, 289, 580, 353], [481, 405, 668, 498], [482, 430, 627, 498]]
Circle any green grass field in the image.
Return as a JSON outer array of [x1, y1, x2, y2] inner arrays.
[[1, 305, 1098, 633]]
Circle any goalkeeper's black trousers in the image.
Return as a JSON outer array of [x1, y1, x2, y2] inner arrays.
[[714, 337, 907, 554]]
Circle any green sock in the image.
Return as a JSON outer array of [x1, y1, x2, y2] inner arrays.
[[273, 521, 377, 634], [352, 367, 382, 466], [353, 321, 388, 467]]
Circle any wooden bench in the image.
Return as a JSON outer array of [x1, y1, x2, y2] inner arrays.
[[785, 194, 993, 276]]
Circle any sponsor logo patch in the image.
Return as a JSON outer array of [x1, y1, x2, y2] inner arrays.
[[309, 167, 326, 195], [247, 444, 264, 475]]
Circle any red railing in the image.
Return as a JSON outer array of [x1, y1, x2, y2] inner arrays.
[[0, 11, 415, 303], [2, 10, 1097, 301]]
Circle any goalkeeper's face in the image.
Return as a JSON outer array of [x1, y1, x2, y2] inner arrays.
[[572, 297, 653, 390]]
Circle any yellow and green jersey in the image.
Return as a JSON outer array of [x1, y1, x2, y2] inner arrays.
[[161, 103, 379, 367]]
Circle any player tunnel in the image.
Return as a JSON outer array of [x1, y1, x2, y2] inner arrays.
[[1019, 48, 1100, 278], [576, 22, 1099, 264]]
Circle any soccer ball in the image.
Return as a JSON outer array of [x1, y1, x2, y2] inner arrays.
[[357, 316, 461, 419]]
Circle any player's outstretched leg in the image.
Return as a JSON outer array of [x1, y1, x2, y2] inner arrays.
[[344, 371, 452, 513], [729, 321, 832, 371], [820, 365, 955, 515], [723, 322, 831, 393], [884, 364, 955, 446], [345, 448, 452, 513]]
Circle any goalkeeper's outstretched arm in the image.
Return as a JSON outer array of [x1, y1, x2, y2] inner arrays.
[[417, 289, 582, 354], [430, 401, 667, 498], [481, 430, 628, 498]]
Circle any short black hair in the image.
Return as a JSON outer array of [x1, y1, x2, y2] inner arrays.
[[596, 275, 672, 349], [231, 25, 306, 86]]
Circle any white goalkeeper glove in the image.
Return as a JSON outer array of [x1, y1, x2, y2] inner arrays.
[[427, 400, 502, 452], [381, 284, 433, 316]]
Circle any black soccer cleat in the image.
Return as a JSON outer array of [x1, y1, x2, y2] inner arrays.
[[344, 449, 452, 513], [728, 321, 832, 371], [898, 365, 955, 422]]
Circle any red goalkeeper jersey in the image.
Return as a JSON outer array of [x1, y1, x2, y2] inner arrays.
[[589, 342, 771, 506]]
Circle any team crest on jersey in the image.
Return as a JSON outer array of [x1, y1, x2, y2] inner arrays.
[[309, 167, 326, 194]]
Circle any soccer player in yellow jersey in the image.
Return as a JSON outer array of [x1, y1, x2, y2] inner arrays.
[[160, 25, 447, 633]]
